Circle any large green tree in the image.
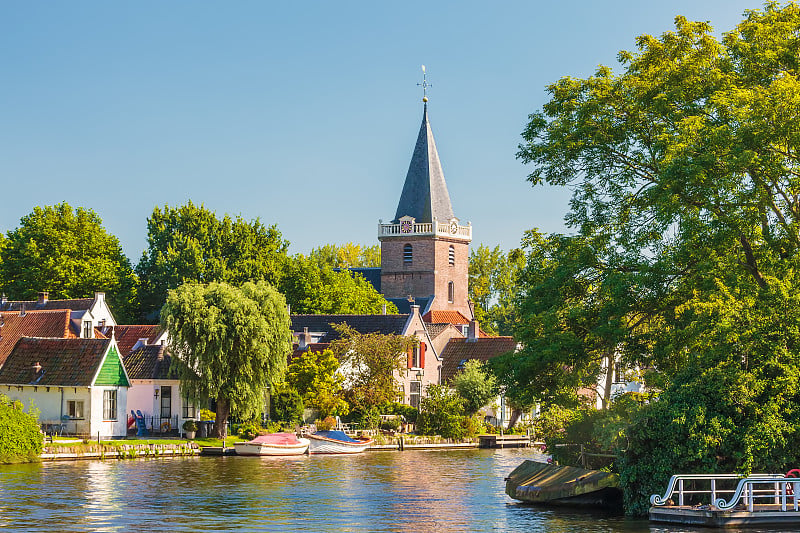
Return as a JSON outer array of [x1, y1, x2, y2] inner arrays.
[[280, 255, 396, 315], [329, 324, 412, 411], [308, 243, 381, 268], [468, 245, 525, 336], [161, 280, 291, 438], [0, 203, 137, 322], [285, 348, 348, 418], [514, 3, 800, 513], [451, 359, 499, 416], [137, 202, 289, 321]]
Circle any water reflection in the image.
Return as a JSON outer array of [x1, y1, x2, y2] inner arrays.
[[0, 450, 790, 532]]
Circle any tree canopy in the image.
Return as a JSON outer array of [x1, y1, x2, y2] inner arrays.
[[137, 202, 289, 320], [0, 203, 137, 322], [451, 359, 499, 416], [280, 255, 396, 315], [514, 2, 800, 513], [468, 245, 525, 336], [308, 243, 381, 268], [161, 280, 291, 437], [285, 348, 348, 418], [329, 323, 412, 411]]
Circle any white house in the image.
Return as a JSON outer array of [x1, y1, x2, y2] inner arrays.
[[0, 336, 130, 437], [123, 343, 196, 436], [0, 291, 117, 339]]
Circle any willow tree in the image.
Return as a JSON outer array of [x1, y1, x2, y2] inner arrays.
[[162, 280, 291, 438]]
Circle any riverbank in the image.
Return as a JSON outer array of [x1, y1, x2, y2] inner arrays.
[[38, 433, 531, 461]]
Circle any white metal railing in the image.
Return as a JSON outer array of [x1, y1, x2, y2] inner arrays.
[[378, 220, 472, 240], [650, 474, 785, 507], [714, 477, 800, 512]]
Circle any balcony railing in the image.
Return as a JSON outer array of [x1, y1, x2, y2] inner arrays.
[[378, 220, 472, 240]]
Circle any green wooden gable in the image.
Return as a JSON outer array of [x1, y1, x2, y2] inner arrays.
[[94, 346, 130, 387]]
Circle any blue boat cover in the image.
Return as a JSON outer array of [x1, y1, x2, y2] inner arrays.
[[314, 430, 361, 443]]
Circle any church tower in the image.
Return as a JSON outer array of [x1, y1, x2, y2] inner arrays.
[[379, 96, 472, 318]]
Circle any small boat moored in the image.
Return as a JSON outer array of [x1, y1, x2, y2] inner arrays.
[[505, 460, 623, 510], [649, 472, 800, 528], [307, 430, 372, 454], [233, 433, 310, 456]]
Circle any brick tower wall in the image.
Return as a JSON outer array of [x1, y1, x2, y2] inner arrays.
[[380, 235, 470, 315]]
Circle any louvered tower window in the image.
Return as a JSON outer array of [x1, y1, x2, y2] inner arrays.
[[449, 245, 455, 266], [404, 244, 413, 264]]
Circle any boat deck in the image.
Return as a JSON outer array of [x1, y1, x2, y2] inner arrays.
[[650, 505, 800, 527]]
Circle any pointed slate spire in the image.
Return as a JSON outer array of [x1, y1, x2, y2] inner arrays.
[[393, 104, 455, 224]]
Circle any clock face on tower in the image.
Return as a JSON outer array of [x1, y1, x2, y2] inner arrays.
[[449, 220, 458, 234], [401, 220, 413, 233]]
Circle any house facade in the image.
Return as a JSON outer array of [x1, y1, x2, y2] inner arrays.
[[0, 336, 130, 437]]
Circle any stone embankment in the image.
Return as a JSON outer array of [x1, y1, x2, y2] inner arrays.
[[41, 442, 200, 461]]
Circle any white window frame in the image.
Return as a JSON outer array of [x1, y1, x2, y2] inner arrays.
[[103, 390, 117, 421], [67, 400, 84, 419]]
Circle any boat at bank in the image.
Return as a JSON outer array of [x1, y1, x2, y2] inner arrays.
[[307, 430, 372, 454], [233, 433, 310, 456], [505, 460, 623, 509], [649, 472, 800, 527]]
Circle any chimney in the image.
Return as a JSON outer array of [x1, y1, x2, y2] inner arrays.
[[19, 303, 26, 317], [467, 318, 479, 341], [410, 304, 420, 319], [299, 327, 312, 350], [94, 292, 105, 304], [37, 291, 49, 306]]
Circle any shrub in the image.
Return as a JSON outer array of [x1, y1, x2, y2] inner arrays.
[[379, 417, 400, 432], [182, 419, 199, 432], [315, 416, 336, 431], [270, 387, 304, 424], [417, 384, 467, 440], [0, 395, 42, 463], [199, 409, 216, 421], [380, 402, 419, 424], [238, 420, 264, 440], [348, 405, 380, 429]]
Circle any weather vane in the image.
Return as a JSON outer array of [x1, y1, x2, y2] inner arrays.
[[418, 65, 431, 103]]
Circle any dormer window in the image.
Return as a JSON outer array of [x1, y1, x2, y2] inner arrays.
[[403, 244, 413, 264], [82, 320, 93, 338]]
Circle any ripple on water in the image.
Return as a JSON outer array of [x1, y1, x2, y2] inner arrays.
[[0, 450, 727, 532]]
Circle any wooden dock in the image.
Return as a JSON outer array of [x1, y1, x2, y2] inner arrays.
[[478, 434, 531, 448]]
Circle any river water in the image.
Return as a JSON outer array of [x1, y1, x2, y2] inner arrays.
[[0, 449, 786, 532]]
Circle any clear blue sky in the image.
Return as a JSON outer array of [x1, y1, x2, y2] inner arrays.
[[1, 1, 761, 261]]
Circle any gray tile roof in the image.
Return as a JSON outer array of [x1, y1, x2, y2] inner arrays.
[[393, 104, 455, 224], [290, 314, 409, 342], [123, 345, 174, 380]]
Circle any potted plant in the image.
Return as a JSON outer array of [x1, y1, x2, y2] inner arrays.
[[182, 419, 199, 439]]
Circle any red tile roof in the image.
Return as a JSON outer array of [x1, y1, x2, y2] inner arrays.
[[423, 310, 471, 324], [0, 310, 76, 366], [439, 337, 517, 383], [114, 325, 162, 356], [0, 337, 111, 386]]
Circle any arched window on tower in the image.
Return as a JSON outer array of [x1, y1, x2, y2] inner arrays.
[[449, 245, 455, 266], [448, 281, 454, 303], [403, 244, 413, 264]]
